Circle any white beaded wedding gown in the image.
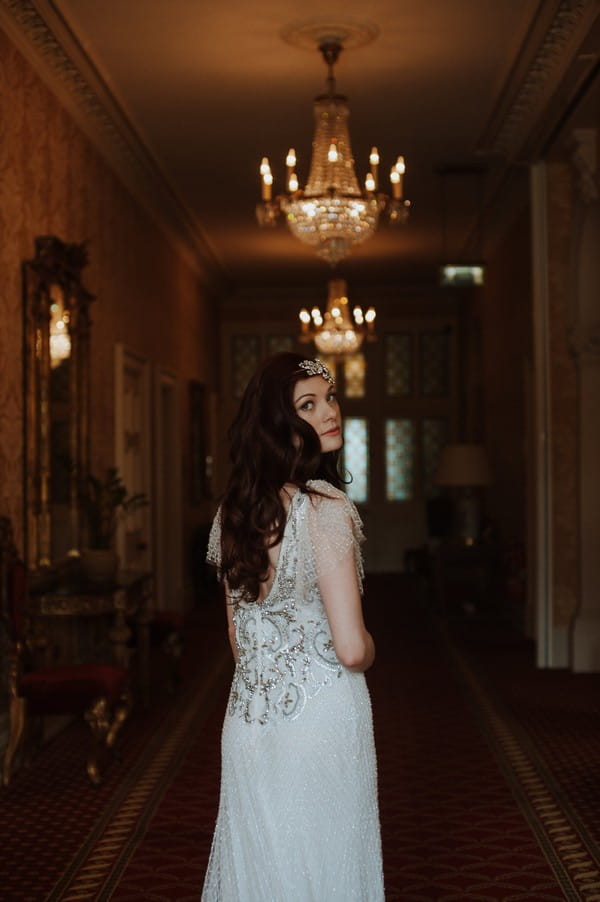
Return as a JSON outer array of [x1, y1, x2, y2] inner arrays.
[[201, 480, 384, 902]]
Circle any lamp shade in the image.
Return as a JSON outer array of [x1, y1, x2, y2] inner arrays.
[[435, 443, 491, 487]]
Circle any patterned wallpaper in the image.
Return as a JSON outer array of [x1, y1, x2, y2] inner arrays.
[[0, 27, 217, 556]]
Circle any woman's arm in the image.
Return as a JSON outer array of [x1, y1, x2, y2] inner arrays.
[[224, 580, 239, 663], [319, 553, 375, 672]]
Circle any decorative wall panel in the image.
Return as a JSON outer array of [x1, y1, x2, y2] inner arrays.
[[266, 335, 294, 356], [385, 333, 412, 396]]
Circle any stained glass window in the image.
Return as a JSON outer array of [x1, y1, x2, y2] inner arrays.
[[420, 331, 450, 396], [267, 335, 294, 355], [343, 417, 368, 504], [343, 353, 366, 398], [385, 334, 412, 396], [422, 418, 448, 496], [385, 419, 415, 501], [232, 335, 260, 398]]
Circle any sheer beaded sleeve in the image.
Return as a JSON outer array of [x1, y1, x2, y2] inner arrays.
[[206, 506, 223, 576], [302, 480, 365, 592]]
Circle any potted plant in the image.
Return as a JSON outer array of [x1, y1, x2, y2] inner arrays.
[[80, 466, 148, 583]]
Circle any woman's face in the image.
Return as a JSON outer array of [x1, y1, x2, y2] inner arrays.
[[292, 375, 342, 453]]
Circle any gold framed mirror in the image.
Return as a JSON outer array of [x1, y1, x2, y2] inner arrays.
[[23, 236, 94, 570]]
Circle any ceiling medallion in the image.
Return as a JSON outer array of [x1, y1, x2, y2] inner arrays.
[[280, 16, 380, 52], [256, 20, 410, 266]]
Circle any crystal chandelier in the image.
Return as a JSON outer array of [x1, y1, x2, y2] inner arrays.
[[257, 38, 410, 266], [299, 278, 376, 356]]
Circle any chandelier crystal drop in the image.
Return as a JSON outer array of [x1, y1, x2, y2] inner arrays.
[[257, 38, 410, 266], [299, 278, 376, 357]]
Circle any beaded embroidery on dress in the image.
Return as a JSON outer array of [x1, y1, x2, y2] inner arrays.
[[202, 481, 384, 901]]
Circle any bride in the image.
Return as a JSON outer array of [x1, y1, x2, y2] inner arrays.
[[202, 352, 384, 901]]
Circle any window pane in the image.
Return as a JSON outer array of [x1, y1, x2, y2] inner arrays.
[[385, 333, 412, 396], [420, 331, 450, 396], [344, 417, 368, 503], [422, 418, 448, 497], [385, 419, 415, 500], [232, 335, 260, 398], [343, 353, 366, 398], [267, 335, 294, 355]]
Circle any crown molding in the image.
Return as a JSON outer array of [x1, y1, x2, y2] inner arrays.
[[0, 0, 227, 287], [477, 0, 600, 162]]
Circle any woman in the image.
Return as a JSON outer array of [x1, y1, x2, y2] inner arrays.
[[202, 353, 383, 901]]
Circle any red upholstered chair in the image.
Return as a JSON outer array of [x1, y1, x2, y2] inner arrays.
[[0, 517, 132, 787]]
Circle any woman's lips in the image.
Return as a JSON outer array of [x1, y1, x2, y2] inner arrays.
[[322, 426, 340, 436]]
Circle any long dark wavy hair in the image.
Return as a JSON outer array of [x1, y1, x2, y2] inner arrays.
[[220, 352, 343, 602]]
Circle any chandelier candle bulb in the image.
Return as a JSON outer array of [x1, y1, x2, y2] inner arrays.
[[286, 148, 297, 169], [395, 155, 405, 197], [390, 168, 401, 199], [299, 308, 311, 336], [260, 156, 271, 176], [328, 142, 338, 163], [365, 172, 376, 192], [369, 147, 379, 189], [262, 170, 273, 201]]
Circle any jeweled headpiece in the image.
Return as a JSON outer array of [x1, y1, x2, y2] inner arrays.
[[298, 358, 335, 385]]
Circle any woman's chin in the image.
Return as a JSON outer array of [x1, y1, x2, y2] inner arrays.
[[320, 433, 343, 453]]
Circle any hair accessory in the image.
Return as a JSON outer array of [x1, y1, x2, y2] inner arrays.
[[298, 358, 335, 385]]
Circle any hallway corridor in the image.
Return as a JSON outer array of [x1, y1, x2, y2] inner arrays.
[[1, 574, 600, 901]]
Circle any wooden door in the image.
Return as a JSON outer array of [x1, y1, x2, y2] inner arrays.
[[337, 316, 458, 572]]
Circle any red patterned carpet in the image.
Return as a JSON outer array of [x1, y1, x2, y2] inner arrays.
[[1, 575, 600, 901]]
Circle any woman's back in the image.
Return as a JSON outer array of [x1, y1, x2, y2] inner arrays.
[[209, 480, 365, 726]]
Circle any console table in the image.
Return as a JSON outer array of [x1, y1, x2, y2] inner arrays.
[[433, 541, 501, 617], [28, 571, 152, 706]]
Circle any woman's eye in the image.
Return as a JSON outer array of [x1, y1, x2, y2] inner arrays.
[[327, 392, 337, 402], [299, 401, 313, 412]]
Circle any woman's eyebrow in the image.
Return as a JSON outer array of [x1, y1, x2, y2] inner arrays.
[[294, 392, 316, 403]]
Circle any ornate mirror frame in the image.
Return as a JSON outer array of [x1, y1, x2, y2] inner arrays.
[[23, 236, 94, 570]]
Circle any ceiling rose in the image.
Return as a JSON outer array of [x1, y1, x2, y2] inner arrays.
[[280, 16, 379, 52]]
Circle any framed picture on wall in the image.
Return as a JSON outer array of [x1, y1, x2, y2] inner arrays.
[[189, 380, 208, 504]]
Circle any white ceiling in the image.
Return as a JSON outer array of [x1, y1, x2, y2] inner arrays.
[[6, 1, 600, 293]]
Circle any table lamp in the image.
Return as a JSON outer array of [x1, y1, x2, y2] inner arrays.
[[435, 443, 492, 544]]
